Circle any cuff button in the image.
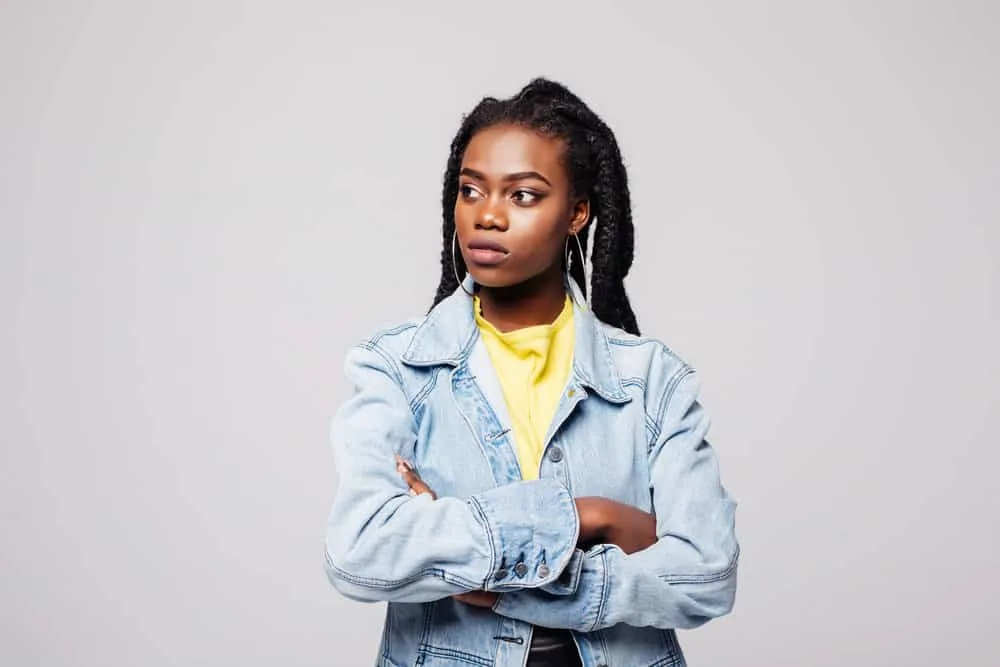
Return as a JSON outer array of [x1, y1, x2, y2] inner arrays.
[[494, 568, 509, 580], [514, 562, 528, 577], [538, 564, 550, 578]]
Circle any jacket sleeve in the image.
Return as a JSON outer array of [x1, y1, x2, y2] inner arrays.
[[491, 367, 739, 631], [324, 344, 580, 604]]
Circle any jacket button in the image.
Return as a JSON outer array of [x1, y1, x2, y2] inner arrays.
[[494, 568, 509, 580], [514, 562, 528, 577], [538, 564, 550, 578], [548, 446, 563, 463]]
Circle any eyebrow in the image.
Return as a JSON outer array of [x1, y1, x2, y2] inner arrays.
[[460, 167, 552, 187]]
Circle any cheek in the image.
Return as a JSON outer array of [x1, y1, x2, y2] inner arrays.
[[511, 203, 567, 246], [453, 200, 475, 231]]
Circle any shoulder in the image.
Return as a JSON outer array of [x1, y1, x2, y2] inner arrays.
[[341, 315, 427, 385], [358, 317, 425, 354], [597, 321, 700, 420], [599, 321, 694, 379]]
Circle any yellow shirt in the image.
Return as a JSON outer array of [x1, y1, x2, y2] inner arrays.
[[473, 295, 575, 480]]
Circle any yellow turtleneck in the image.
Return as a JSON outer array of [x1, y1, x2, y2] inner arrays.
[[473, 295, 575, 480]]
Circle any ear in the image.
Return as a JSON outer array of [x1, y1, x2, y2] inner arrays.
[[569, 198, 590, 235]]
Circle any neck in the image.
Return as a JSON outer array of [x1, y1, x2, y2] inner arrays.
[[476, 266, 567, 333]]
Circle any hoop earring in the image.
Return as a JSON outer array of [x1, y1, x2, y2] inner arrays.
[[565, 232, 590, 309], [564, 235, 587, 273], [453, 229, 474, 296]]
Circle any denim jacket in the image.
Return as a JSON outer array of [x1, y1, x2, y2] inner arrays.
[[325, 277, 739, 667]]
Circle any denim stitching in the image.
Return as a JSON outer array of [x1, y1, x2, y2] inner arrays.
[[408, 371, 439, 414], [609, 337, 686, 366], [644, 413, 658, 442], [371, 322, 419, 344], [326, 555, 482, 591], [592, 548, 610, 632], [451, 365, 522, 485], [649, 630, 684, 666], [380, 600, 392, 664], [620, 376, 646, 390], [418, 645, 493, 666], [658, 545, 740, 584], [598, 629, 613, 667], [360, 341, 405, 387], [650, 367, 695, 446], [363, 322, 420, 383], [467, 496, 497, 588], [417, 602, 434, 666]]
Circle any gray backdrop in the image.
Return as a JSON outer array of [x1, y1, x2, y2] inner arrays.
[[2, 1, 997, 665]]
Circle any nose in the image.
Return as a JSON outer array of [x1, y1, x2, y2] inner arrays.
[[477, 204, 508, 231]]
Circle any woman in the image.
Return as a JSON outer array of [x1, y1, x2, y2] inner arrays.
[[325, 78, 738, 667]]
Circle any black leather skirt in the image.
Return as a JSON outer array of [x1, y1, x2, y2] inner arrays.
[[526, 627, 582, 667]]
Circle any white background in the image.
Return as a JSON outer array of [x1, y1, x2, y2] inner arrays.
[[2, 1, 998, 665]]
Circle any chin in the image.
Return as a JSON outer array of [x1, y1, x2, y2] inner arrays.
[[464, 266, 508, 288], [467, 274, 516, 289], [467, 268, 549, 292]]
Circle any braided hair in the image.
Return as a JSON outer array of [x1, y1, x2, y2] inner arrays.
[[432, 78, 640, 336]]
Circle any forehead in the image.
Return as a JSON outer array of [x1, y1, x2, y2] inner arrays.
[[461, 124, 567, 180]]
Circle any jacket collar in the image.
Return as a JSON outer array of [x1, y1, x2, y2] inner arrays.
[[401, 274, 630, 403]]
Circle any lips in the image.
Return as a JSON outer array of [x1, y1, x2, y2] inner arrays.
[[466, 238, 510, 266]]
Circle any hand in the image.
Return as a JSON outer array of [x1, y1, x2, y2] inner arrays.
[[575, 497, 657, 555], [395, 454, 437, 499], [395, 456, 499, 608]]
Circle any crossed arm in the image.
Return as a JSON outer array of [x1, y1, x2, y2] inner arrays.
[[396, 454, 658, 608], [325, 345, 738, 631]]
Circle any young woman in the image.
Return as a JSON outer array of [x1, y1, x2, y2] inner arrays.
[[325, 79, 738, 667]]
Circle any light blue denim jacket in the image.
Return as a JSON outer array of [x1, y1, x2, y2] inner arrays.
[[325, 277, 738, 667]]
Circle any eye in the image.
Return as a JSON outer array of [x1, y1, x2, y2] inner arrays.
[[459, 184, 483, 201], [511, 189, 541, 205]]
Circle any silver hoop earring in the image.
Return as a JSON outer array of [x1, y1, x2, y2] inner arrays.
[[565, 232, 590, 309], [564, 233, 588, 272], [453, 229, 473, 296]]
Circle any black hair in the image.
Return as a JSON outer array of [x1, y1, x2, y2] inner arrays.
[[432, 77, 639, 335]]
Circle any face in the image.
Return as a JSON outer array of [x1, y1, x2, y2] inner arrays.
[[454, 123, 589, 289]]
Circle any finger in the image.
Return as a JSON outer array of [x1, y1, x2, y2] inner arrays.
[[408, 477, 436, 499], [394, 455, 436, 499], [394, 455, 420, 485]]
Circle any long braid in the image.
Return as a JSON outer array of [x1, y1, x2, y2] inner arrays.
[[431, 79, 640, 335]]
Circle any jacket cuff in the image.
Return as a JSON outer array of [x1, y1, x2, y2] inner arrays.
[[491, 546, 610, 632], [468, 479, 579, 592], [539, 548, 585, 596]]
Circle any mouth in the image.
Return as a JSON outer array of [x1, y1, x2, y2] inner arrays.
[[466, 239, 510, 267]]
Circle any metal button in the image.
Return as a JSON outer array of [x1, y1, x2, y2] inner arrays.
[[538, 564, 550, 578], [514, 562, 528, 577], [548, 446, 563, 463], [494, 568, 508, 580]]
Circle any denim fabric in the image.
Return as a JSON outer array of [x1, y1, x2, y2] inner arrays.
[[325, 277, 738, 667]]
